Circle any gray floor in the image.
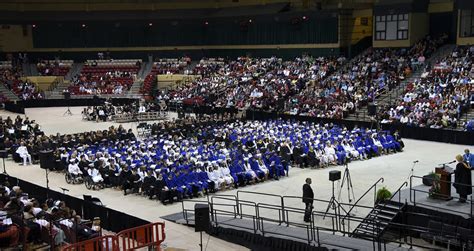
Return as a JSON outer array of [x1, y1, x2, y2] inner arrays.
[[1, 106, 473, 250]]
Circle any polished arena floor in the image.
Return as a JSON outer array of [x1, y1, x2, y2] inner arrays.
[[1, 106, 472, 251]]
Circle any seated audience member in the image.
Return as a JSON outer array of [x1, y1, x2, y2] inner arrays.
[[15, 142, 32, 165]]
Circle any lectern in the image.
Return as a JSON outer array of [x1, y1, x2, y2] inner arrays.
[[435, 166, 454, 200]]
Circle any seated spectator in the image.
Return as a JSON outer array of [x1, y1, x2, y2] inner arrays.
[[15, 142, 32, 166]]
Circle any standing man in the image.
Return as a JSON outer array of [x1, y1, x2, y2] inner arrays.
[[463, 149, 474, 169], [302, 178, 314, 222]]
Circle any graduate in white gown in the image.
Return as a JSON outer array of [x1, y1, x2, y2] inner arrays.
[[256, 155, 270, 178], [16, 142, 32, 165], [323, 142, 337, 165], [315, 146, 329, 167], [88, 166, 104, 183], [212, 165, 226, 190], [342, 140, 360, 160], [218, 161, 234, 187]]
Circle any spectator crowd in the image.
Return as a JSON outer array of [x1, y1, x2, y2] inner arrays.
[[379, 45, 473, 129]]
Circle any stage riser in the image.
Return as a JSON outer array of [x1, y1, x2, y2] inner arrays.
[[210, 226, 329, 251], [402, 205, 474, 229]]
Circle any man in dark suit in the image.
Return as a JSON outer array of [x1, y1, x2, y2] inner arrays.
[[302, 178, 314, 222]]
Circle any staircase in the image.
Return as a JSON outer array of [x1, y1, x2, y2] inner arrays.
[[45, 80, 70, 99], [44, 63, 83, 99], [65, 63, 83, 81], [460, 108, 474, 129], [184, 60, 199, 73], [21, 62, 31, 76], [126, 79, 144, 98], [29, 64, 39, 76], [125, 62, 151, 98], [351, 201, 405, 240], [137, 61, 152, 80], [345, 44, 456, 121], [0, 84, 19, 101]]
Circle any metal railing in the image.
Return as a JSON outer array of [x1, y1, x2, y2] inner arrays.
[[117, 222, 166, 250], [61, 222, 166, 251], [344, 177, 384, 218], [223, 191, 382, 249], [61, 235, 118, 251], [410, 175, 474, 218]]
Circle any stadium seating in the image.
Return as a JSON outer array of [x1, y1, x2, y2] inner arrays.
[[140, 58, 188, 95], [70, 59, 141, 95], [379, 45, 473, 129], [37, 60, 73, 76]]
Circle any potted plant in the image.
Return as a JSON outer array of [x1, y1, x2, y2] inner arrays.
[[428, 173, 441, 199], [376, 187, 392, 203], [423, 171, 438, 186]]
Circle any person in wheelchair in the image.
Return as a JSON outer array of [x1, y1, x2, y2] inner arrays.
[[86, 165, 104, 189], [67, 159, 83, 183]]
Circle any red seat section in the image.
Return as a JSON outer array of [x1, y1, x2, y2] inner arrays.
[[37, 60, 73, 76], [140, 58, 188, 95], [70, 59, 141, 95]]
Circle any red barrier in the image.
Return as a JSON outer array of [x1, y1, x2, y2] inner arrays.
[[61, 222, 165, 251], [61, 235, 118, 251], [117, 222, 166, 251]]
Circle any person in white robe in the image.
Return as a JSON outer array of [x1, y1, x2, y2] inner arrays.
[[16, 142, 32, 165], [88, 167, 104, 183]]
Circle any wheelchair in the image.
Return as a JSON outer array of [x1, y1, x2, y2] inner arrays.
[[65, 172, 83, 184], [84, 176, 104, 190]]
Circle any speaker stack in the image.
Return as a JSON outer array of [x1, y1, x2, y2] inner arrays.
[[194, 203, 210, 232], [329, 170, 341, 181], [39, 150, 54, 169]]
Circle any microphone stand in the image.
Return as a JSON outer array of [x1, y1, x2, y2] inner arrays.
[[407, 161, 418, 182]]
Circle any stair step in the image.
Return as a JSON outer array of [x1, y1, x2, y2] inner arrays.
[[374, 209, 398, 216]]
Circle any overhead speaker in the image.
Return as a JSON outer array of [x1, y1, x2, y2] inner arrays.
[[194, 203, 210, 232], [329, 170, 341, 181], [39, 150, 54, 169]]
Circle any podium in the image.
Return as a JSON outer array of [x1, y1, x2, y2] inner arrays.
[[435, 166, 454, 200]]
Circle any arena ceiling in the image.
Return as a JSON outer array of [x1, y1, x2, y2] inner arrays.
[[0, 0, 454, 22], [0, 0, 378, 12]]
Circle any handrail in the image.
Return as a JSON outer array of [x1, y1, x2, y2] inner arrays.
[[117, 222, 166, 251], [181, 199, 208, 223], [369, 181, 408, 232], [237, 190, 283, 200], [342, 177, 384, 221], [62, 235, 118, 251], [387, 181, 408, 204], [204, 191, 404, 250], [410, 175, 474, 217]]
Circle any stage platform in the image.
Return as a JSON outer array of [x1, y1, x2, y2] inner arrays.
[[163, 212, 411, 251], [399, 183, 473, 218]]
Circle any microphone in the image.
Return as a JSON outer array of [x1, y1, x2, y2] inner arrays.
[[448, 160, 456, 164], [413, 160, 419, 163]]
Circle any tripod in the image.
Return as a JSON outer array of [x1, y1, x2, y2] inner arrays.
[[45, 168, 50, 199], [406, 160, 419, 182], [323, 179, 338, 221], [0, 150, 8, 175], [63, 95, 72, 116], [338, 163, 356, 204], [63, 106, 72, 116]]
